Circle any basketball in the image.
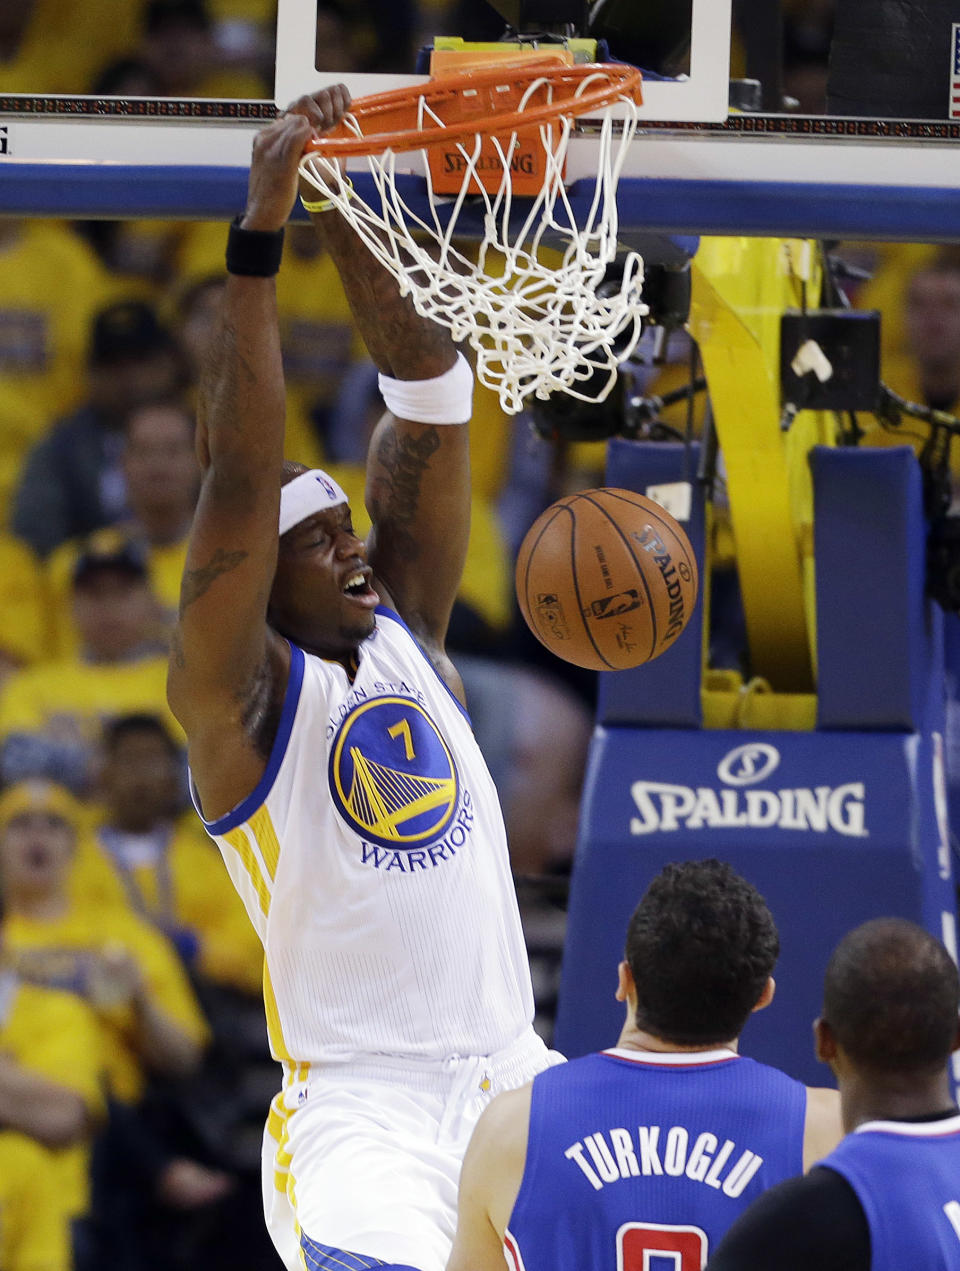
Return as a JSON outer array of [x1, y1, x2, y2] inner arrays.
[[515, 488, 699, 672]]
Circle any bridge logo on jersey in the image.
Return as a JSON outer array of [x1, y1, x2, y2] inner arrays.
[[329, 696, 460, 850]]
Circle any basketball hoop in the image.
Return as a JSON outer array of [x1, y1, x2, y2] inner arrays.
[[298, 62, 647, 415]]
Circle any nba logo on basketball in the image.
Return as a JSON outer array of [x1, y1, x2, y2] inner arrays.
[[589, 590, 643, 620], [951, 24, 960, 119]]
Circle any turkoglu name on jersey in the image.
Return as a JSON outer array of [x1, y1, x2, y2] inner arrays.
[[565, 1124, 764, 1199]]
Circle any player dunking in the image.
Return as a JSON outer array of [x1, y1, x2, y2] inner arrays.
[[167, 88, 558, 1271], [447, 861, 842, 1271]]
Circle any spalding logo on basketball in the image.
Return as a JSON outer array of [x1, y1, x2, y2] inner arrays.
[[515, 488, 699, 671]]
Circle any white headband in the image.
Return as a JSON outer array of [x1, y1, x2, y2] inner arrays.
[[279, 469, 348, 536]]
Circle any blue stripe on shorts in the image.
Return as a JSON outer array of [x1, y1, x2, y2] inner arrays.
[[300, 1233, 387, 1271]]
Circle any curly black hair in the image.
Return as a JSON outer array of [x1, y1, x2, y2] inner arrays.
[[625, 859, 780, 1046], [823, 917, 959, 1074]]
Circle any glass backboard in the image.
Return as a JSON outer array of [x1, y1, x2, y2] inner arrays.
[[274, 0, 732, 124]]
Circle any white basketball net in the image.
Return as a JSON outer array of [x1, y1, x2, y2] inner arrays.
[[298, 70, 646, 415]]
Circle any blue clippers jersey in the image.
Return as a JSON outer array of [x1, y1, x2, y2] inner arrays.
[[505, 1048, 806, 1271], [821, 1114, 960, 1271]]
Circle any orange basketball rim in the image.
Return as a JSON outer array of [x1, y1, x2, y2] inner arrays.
[[302, 61, 643, 196]]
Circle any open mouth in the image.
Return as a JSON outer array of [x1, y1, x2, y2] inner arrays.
[[342, 570, 379, 607], [24, 845, 53, 871]]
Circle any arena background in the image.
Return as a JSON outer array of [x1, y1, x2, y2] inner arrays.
[[2, 0, 960, 1266]]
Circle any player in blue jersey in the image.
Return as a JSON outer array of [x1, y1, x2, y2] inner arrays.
[[708, 916, 960, 1271], [446, 860, 842, 1271]]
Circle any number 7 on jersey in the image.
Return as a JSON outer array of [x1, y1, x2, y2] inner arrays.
[[388, 718, 416, 760]]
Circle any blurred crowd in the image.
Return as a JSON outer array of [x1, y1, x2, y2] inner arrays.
[[0, 4, 598, 1268], [1, 0, 841, 115], [1, 0, 958, 1268]]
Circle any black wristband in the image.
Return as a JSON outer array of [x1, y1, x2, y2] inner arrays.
[[225, 216, 285, 277]]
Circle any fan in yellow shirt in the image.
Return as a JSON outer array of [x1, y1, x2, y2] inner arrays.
[[177, 225, 364, 469], [0, 781, 209, 1107], [0, 221, 115, 521], [0, 0, 141, 95], [851, 241, 938, 367], [46, 402, 199, 661], [0, 534, 51, 683], [91, 713, 263, 997], [0, 854, 106, 1234], [0, 970, 105, 1224], [857, 249, 960, 480], [0, 1132, 73, 1271], [0, 531, 182, 791]]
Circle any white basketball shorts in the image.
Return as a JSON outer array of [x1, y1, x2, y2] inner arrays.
[[262, 1028, 561, 1271]]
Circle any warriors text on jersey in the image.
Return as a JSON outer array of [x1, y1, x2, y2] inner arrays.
[[504, 1047, 807, 1271], [195, 606, 534, 1068], [821, 1114, 960, 1270]]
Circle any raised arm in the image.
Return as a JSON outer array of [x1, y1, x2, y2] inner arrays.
[[304, 180, 472, 657], [168, 91, 350, 818]]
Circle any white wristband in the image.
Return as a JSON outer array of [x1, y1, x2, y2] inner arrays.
[[378, 352, 473, 425]]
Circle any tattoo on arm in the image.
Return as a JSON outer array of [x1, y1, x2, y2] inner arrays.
[[201, 320, 260, 438], [315, 217, 454, 377], [179, 548, 250, 615], [369, 427, 441, 560]]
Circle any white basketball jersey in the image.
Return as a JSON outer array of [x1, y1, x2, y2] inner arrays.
[[195, 606, 535, 1068]]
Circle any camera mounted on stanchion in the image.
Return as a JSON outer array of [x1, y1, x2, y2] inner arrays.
[[529, 257, 697, 444], [778, 300, 960, 616]]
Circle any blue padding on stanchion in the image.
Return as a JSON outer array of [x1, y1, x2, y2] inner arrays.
[[943, 614, 960, 863], [596, 440, 704, 727], [812, 446, 932, 730], [555, 725, 957, 1085]]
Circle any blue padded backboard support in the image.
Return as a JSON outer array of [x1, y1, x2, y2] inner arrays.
[[596, 440, 706, 727], [813, 445, 937, 730], [557, 445, 957, 1090], [554, 726, 957, 1087]]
